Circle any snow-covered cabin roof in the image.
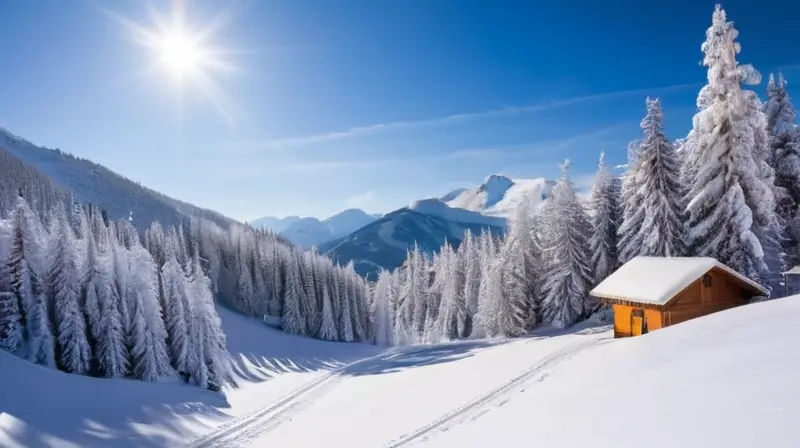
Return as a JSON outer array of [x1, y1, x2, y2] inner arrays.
[[590, 256, 768, 306]]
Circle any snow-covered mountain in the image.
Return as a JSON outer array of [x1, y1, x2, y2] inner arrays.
[[249, 209, 381, 248], [4, 293, 797, 446], [0, 127, 235, 231], [318, 175, 555, 277], [280, 208, 382, 249], [321, 199, 504, 278], [442, 174, 556, 218]]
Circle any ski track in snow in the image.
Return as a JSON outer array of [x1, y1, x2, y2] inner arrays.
[[382, 336, 610, 447], [185, 349, 394, 448]]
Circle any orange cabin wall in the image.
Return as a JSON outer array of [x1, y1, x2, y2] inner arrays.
[[609, 267, 759, 337]]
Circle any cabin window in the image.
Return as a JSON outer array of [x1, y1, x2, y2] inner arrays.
[[702, 274, 712, 288]]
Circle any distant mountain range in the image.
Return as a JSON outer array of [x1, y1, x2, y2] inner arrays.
[[319, 175, 555, 278], [251, 209, 384, 248]]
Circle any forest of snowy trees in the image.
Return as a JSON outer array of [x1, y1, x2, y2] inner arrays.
[[0, 188, 374, 385], [0, 196, 231, 389], [370, 5, 800, 346]]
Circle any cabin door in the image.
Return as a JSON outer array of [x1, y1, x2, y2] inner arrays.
[[631, 309, 647, 336]]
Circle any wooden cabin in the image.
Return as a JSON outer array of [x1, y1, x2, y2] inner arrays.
[[590, 256, 768, 338]]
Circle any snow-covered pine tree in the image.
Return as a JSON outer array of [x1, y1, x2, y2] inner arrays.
[[337, 266, 355, 342], [8, 196, 56, 366], [317, 278, 337, 341], [765, 73, 800, 267], [160, 230, 190, 373], [631, 98, 686, 258], [496, 238, 530, 337], [434, 243, 463, 341], [682, 5, 768, 280], [0, 262, 23, 352], [539, 160, 594, 328], [394, 245, 425, 344], [48, 205, 91, 374], [188, 247, 232, 389], [588, 152, 620, 286], [506, 193, 541, 328], [371, 269, 394, 345], [459, 230, 481, 338], [617, 140, 645, 264], [281, 251, 306, 336], [128, 240, 174, 381], [82, 228, 128, 377]]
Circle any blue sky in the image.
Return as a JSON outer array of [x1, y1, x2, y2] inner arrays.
[[0, 0, 798, 221]]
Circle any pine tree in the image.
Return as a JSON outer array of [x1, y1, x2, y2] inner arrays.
[[460, 231, 481, 338], [632, 98, 686, 258], [765, 73, 800, 268], [48, 206, 91, 374], [161, 232, 190, 374], [0, 269, 23, 352], [83, 230, 128, 377], [682, 5, 767, 280], [9, 196, 56, 365], [589, 152, 620, 286], [539, 161, 593, 328], [188, 248, 232, 388], [617, 141, 645, 264], [497, 239, 530, 337], [371, 269, 394, 345], [317, 280, 337, 341], [281, 251, 306, 336], [128, 242, 173, 381]]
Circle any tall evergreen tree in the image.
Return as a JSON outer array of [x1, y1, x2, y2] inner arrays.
[[539, 161, 593, 327], [588, 151, 620, 285], [765, 73, 800, 267], [682, 5, 767, 280], [371, 269, 394, 346], [9, 196, 56, 366], [631, 98, 687, 258], [128, 241, 173, 381], [48, 206, 91, 374]]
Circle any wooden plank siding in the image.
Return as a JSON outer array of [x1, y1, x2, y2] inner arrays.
[[603, 266, 760, 338]]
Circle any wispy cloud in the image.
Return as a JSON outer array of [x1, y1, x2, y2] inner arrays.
[[239, 82, 697, 151], [345, 190, 378, 208], [210, 120, 636, 180]]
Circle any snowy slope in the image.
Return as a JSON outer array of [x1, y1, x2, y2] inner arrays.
[[280, 209, 382, 248], [3, 297, 798, 447], [0, 305, 383, 448], [443, 174, 555, 218], [0, 127, 234, 231]]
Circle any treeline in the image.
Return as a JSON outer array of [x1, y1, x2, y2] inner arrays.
[[371, 5, 800, 346], [0, 196, 231, 389], [184, 218, 373, 343]]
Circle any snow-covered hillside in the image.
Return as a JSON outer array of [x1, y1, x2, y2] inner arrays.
[[0, 127, 234, 231], [5, 296, 797, 447], [4, 296, 799, 447], [443, 174, 555, 218]]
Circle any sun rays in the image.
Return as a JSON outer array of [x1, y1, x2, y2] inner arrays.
[[97, 0, 242, 127]]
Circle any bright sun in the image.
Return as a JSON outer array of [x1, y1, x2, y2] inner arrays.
[[158, 30, 204, 78], [100, 1, 241, 124]]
